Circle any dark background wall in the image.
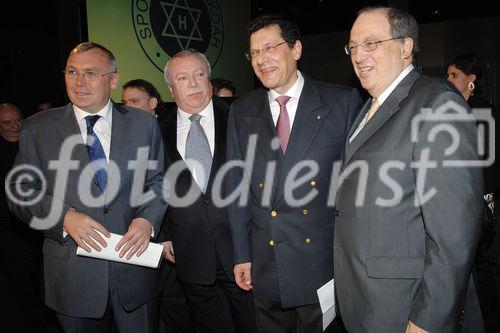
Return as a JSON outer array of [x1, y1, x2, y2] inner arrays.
[[1, 0, 499, 117]]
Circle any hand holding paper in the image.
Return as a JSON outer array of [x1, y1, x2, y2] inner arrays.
[[77, 232, 164, 268]]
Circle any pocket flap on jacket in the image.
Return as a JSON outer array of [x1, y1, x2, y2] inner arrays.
[[366, 256, 424, 278]]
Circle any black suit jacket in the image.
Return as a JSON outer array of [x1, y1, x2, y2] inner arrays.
[[158, 96, 235, 284], [226, 76, 362, 307]]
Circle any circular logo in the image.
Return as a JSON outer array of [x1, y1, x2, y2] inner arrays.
[[132, 0, 224, 72]]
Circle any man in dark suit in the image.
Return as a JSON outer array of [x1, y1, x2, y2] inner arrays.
[[334, 7, 483, 333], [0, 102, 48, 332], [7, 42, 166, 333], [158, 50, 256, 333], [226, 14, 362, 332]]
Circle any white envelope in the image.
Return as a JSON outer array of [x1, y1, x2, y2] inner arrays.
[[317, 278, 336, 331], [76, 232, 164, 268]]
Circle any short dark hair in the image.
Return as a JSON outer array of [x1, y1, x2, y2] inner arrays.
[[71, 42, 117, 72], [211, 78, 236, 95], [122, 79, 163, 104], [247, 14, 301, 48], [357, 7, 419, 56], [449, 53, 483, 81]]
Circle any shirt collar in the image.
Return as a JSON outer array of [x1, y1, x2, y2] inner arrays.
[[376, 64, 414, 105], [177, 99, 214, 123], [73, 99, 113, 124], [269, 70, 305, 103]]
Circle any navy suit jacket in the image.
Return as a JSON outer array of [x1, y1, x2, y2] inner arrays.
[[226, 76, 362, 307]]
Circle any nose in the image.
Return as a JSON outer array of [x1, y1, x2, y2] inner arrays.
[[187, 75, 197, 87], [254, 51, 269, 66], [353, 47, 368, 64], [75, 72, 87, 86]]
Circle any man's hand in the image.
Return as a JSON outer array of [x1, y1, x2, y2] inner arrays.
[[116, 218, 152, 259], [63, 209, 110, 253], [406, 321, 429, 333], [234, 262, 253, 291], [162, 241, 175, 263]]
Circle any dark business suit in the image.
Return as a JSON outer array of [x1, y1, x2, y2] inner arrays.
[[334, 69, 484, 332], [7, 103, 166, 331], [158, 96, 256, 332], [226, 76, 361, 331]]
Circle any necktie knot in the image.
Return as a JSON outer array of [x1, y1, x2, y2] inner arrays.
[[189, 113, 202, 123], [85, 115, 101, 131], [276, 95, 291, 107], [366, 98, 380, 122]]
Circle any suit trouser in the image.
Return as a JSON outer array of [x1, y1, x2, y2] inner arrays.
[[180, 254, 257, 333], [159, 261, 195, 333], [253, 295, 347, 333], [57, 264, 159, 333], [0, 223, 47, 332]]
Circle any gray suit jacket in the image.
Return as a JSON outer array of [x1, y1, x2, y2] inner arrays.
[[226, 76, 362, 307], [334, 69, 483, 332], [8, 103, 167, 317]]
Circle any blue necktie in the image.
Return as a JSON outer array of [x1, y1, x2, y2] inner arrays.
[[85, 115, 107, 191]]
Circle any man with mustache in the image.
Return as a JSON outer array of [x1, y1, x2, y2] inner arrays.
[[158, 50, 257, 332]]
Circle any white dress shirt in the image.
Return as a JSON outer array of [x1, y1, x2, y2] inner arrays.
[[73, 100, 113, 161], [176, 100, 215, 185], [349, 64, 415, 143], [268, 70, 305, 128]]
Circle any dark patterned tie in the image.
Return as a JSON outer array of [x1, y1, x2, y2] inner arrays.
[[185, 114, 212, 193], [85, 115, 107, 191], [275, 95, 292, 153]]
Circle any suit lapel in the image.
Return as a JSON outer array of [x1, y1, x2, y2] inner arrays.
[[244, 89, 282, 163], [108, 104, 131, 191], [205, 97, 227, 196], [344, 69, 420, 166]]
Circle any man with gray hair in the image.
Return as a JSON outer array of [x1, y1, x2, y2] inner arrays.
[[157, 49, 256, 332]]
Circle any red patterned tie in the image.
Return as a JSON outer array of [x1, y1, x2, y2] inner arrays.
[[275, 95, 291, 153]]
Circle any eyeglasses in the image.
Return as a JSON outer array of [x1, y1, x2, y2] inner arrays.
[[245, 41, 287, 61], [63, 69, 117, 81], [344, 37, 405, 55]]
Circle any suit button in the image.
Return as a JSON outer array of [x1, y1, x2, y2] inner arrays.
[[269, 240, 274, 246], [258, 182, 264, 189], [302, 209, 308, 215], [203, 199, 210, 204], [335, 209, 340, 216], [305, 238, 311, 244], [103, 207, 109, 214], [271, 210, 278, 217], [310, 180, 316, 187]]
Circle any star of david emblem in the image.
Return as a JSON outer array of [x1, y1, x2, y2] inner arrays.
[[161, 0, 204, 50]]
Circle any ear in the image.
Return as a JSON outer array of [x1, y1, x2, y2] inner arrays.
[[149, 97, 158, 110], [468, 73, 477, 83], [401, 37, 414, 60], [293, 40, 302, 61], [110, 72, 119, 89], [168, 85, 174, 98]]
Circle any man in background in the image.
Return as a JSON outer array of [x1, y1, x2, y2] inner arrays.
[[122, 78, 163, 116]]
